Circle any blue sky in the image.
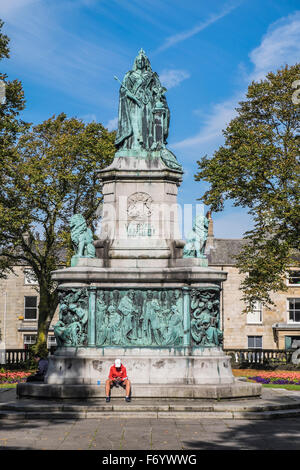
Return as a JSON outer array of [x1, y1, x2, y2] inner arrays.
[[1, 0, 300, 238]]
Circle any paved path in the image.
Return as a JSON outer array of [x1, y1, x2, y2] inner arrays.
[[1, 414, 300, 450], [1, 388, 300, 450]]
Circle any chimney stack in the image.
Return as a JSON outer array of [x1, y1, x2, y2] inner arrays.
[[207, 210, 214, 237]]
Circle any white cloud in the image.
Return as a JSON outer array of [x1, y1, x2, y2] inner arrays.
[[156, 1, 241, 53], [250, 11, 300, 81], [2, 0, 127, 109], [171, 11, 300, 158], [159, 69, 190, 89], [171, 94, 240, 153], [80, 113, 97, 123], [106, 117, 118, 131], [0, 0, 39, 17]]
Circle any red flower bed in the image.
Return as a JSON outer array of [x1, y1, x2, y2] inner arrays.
[[0, 371, 34, 384], [233, 369, 300, 385]]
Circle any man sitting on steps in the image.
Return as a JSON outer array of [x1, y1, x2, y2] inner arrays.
[[26, 354, 48, 382], [105, 359, 131, 402]]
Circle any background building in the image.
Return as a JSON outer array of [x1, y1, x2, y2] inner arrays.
[[206, 216, 300, 351], [0, 265, 58, 350]]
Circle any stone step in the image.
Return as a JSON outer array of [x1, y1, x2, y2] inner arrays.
[[2, 399, 300, 413], [2, 396, 300, 420], [1, 407, 300, 420], [16, 381, 261, 399]]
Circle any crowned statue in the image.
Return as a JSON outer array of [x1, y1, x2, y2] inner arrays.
[[114, 49, 182, 171]]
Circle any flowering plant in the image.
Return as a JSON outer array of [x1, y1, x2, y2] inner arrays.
[[0, 371, 33, 384], [233, 369, 300, 385]]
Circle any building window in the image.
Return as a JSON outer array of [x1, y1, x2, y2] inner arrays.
[[247, 301, 263, 324], [24, 268, 38, 285], [248, 336, 262, 349], [24, 296, 38, 320], [23, 334, 36, 348], [288, 270, 300, 286], [288, 298, 300, 323]]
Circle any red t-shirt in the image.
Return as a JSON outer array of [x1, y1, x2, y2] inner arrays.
[[109, 364, 128, 381]]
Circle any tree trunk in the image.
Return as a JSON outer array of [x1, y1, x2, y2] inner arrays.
[[33, 281, 58, 357]]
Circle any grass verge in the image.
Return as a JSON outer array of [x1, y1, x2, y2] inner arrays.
[[259, 383, 300, 391]]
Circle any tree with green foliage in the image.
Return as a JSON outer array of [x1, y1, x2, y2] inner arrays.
[[0, 20, 116, 355], [0, 18, 29, 228], [195, 64, 300, 309], [0, 113, 115, 356], [0, 18, 29, 279], [0, 18, 29, 337], [0, 19, 29, 169]]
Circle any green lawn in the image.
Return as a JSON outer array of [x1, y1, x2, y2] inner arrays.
[[0, 383, 18, 389], [259, 383, 300, 391]]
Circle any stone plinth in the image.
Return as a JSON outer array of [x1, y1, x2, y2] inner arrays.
[[51, 260, 227, 286], [40, 262, 256, 399], [17, 380, 261, 400], [44, 347, 233, 385], [41, 253, 262, 399], [96, 156, 183, 261]]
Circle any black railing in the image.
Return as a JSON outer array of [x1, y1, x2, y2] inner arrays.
[[224, 348, 293, 366]]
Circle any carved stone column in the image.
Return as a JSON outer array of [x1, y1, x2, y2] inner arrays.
[[88, 287, 97, 347], [183, 287, 190, 347]]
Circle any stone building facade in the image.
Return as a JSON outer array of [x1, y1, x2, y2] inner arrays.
[[0, 265, 59, 350], [205, 218, 300, 351], [0, 219, 299, 352]]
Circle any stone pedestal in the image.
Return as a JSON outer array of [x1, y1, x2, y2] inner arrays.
[[45, 347, 234, 385], [96, 155, 183, 262], [15, 50, 261, 401], [16, 154, 260, 400]]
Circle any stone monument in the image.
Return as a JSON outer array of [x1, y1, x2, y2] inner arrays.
[[18, 50, 260, 399]]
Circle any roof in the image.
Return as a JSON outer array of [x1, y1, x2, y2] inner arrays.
[[206, 238, 248, 265], [206, 238, 300, 266]]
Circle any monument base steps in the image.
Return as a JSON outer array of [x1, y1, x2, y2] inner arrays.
[[16, 380, 260, 399]]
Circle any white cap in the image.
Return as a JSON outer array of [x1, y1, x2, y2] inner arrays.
[[115, 359, 121, 368]]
